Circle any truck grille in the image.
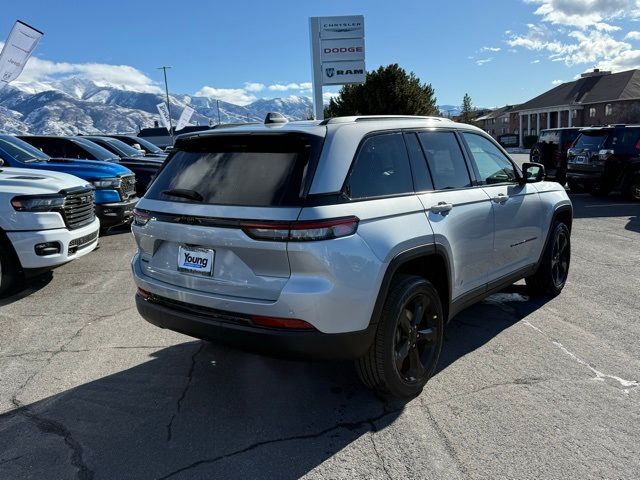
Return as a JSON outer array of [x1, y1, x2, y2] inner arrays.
[[62, 188, 95, 230], [68, 230, 99, 254], [119, 174, 136, 200]]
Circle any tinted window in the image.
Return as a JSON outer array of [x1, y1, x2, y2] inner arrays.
[[117, 136, 164, 154], [463, 133, 517, 185], [0, 137, 50, 163], [404, 133, 433, 191], [346, 133, 413, 199], [21, 137, 65, 158], [574, 132, 608, 150], [146, 134, 320, 207], [417, 131, 471, 190], [605, 128, 640, 150], [72, 138, 119, 161]]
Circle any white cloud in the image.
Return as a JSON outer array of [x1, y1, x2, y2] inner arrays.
[[481, 46, 501, 52], [194, 86, 258, 105], [476, 57, 493, 66], [268, 82, 312, 92], [244, 82, 265, 92], [525, 0, 640, 29], [531, 59, 541, 63], [551, 79, 564, 85], [625, 31, 640, 40]]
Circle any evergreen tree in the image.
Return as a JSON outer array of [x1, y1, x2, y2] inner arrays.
[[324, 64, 438, 117], [460, 93, 476, 124]]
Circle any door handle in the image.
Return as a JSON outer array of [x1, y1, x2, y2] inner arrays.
[[430, 202, 453, 214], [492, 193, 509, 204]]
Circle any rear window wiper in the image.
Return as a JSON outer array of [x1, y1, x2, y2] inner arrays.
[[162, 188, 204, 201]]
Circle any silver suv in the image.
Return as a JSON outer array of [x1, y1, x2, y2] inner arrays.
[[131, 115, 572, 398]]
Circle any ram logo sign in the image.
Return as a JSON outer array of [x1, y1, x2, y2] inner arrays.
[[321, 61, 366, 85]]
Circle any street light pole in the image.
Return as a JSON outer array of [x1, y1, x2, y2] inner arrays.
[[216, 99, 221, 124], [157, 66, 173, 131]]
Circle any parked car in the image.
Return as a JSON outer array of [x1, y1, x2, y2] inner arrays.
[[19, 135, 161, 197], [0, 135, 137, 229], [81, 136, 164, 196], [0, 165, 100, 295], [130, 115, 572, 398], [566, 125, 640, 200], [529, 127, 580, 184], [137, 127, 174, 150], [105, 134, 168, 158]]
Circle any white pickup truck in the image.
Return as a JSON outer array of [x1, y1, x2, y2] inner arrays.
[[0, 166, 100, 295]]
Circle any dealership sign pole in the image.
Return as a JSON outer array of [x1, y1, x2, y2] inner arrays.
[[309, 15, 365, 120], [0, 20, 43, 90]]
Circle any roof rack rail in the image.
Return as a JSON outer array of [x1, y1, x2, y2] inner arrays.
[[319, 115, 451, 125]]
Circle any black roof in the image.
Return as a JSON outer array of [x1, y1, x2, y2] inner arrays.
[[517, 69, 640, 111]]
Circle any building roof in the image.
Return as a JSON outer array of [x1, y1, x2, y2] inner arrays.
[[476, 105, 519, 121], [516, 69, 640, 111]]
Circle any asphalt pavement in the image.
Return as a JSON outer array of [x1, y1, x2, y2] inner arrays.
[[0, 190, 639, 479]]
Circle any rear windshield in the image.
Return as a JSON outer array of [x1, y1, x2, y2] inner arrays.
[[145, 134, 322, 207], [573, 132, 608, 150]]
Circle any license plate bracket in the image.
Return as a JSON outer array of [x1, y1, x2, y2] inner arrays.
[[177, 245, 215, 276]]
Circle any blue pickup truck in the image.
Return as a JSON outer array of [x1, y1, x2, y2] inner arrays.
[[0, 135, 138, 229]]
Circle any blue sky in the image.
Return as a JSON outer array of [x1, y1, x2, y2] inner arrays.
[[3, 0, 640, 107]]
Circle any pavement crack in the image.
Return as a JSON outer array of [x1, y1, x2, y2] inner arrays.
[[368, 429, 393, 480], [0, 454, 25, 466], [166, 342, 205, 441], [523, 321, 640, 394], [158, 406, 402, 479], [10, 398, 94, 480]]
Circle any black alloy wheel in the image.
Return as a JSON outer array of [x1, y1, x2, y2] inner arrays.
[[551, 227, 570, 289], [394, 293, 439, 383], [356, 275, 444, 398]]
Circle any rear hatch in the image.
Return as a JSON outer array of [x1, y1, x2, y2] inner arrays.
[[568, 130, 609, 169], [134, 131, 324, 301]]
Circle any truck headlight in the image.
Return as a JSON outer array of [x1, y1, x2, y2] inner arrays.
[[11, 194, 65, 212], [91, 178, 121, 189]]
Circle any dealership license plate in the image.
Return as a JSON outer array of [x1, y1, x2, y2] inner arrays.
[[574, 155, 587, 164], [177, 245, 214, 276]]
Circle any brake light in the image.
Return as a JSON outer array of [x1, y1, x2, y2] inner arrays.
[[137, 287, 151, 299], [563, 140, 574, 150], [241, 216, 359, 241], [250, 315, 315, 330], [133, 208, 151, 226]]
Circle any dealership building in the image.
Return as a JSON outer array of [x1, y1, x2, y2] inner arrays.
[[479, 69, 640, 147]]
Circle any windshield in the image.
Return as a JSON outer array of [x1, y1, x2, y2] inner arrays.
[[130, 136, 165, 154], [92, 137, 144, 157], [573, 132, 608, 150], [73, 137, 120, 161], [0, 136, 50, 163], [145, 134, 321, 207]]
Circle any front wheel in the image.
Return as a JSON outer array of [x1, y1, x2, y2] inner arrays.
[[526, 221, 571, 296], [622, 174, 640, 201], [356, 275, 444, 398]]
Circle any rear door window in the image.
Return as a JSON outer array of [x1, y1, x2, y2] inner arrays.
[[145, 134, 321, 207], [417, 131, 471, 190], [605, 129, 640, 152], [346, 133, 414, 199]]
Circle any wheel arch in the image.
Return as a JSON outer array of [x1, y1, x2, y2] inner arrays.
[[370, 245, 452, 327], [534, 203, 573, 271]]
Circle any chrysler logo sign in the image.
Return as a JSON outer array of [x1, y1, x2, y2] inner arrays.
[[322, 22, 362, 34]]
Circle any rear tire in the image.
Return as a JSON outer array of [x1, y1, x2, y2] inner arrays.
[[356, 275, 444, 399], [526, 221, 571, 297], [622, 174, 640, 201], [567, 179, 584, 193], [0, 242, 19, 296]]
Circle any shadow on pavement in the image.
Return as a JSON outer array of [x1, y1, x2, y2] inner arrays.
[[569, 192, 639, 225], [0, 271, 52, 306], [0, 286, 552, 479]]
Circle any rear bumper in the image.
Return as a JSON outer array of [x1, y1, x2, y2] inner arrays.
[[135, 292, 376, 360], [95, 197, 138, 228]]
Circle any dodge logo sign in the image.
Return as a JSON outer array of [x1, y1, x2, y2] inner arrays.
[[325, 68, 335, 78]]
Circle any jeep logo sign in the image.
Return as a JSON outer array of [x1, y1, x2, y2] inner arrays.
[[320, 38, 365, 62], [321, 61, 366, 85]]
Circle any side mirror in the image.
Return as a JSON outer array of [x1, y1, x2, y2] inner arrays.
[[0, 158, 4, 166], [521, 162, 545, 183]]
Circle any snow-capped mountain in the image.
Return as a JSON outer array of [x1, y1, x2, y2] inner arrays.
[[0, 77, 314, 135]]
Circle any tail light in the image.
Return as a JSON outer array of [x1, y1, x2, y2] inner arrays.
[[598, 149, 614, 161], [241, 216, 359, 242], [563, 140, 574, 150], [133, 208, 151, 226]]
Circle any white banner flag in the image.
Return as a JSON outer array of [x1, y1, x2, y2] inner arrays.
[[0, 20, 43, 90], [156, 102, 172, 132], [176, 105, 195, 132]]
